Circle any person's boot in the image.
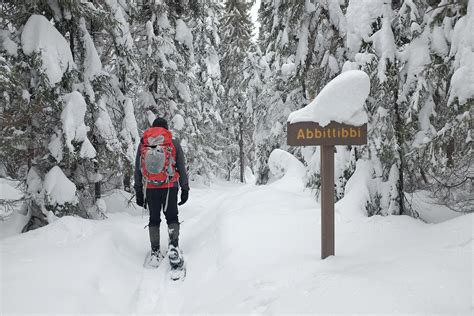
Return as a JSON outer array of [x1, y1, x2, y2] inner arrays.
[[168, 223, 183, 269], [146, 225, 162, 268], [168, 222, 179, 247]]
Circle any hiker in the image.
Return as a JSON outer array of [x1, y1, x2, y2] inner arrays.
[[134, 117, 189, 272]]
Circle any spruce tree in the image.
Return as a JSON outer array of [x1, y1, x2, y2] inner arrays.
[[0, 0, 140, 229], [220, 0, 255, 182], [187, 0, 225, 181]]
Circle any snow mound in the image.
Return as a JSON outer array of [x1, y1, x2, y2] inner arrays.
[[1, 214, 145, 313], [44, 166, 77, 206], [268, 149, 305, 190], [21, 15, 76, 85], [336, 159, 372, 219], [288, 70, 370, 127]]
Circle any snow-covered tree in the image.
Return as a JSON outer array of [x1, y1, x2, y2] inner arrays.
[[133, 0, 222, 183], [187, 0, 226, 181], [253, 0, 472, 216], [254, 0, 301, 184], [0, 0, 140, 230], [220, 0, 255, 182], [0, 11, 88, 228], [406, 0, 473, 212]]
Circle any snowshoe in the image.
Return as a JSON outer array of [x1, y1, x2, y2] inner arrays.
[[168, 245, 186, 281], [143, 249, 163, 269]]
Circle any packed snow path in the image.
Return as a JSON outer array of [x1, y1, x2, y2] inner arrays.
[[1, 181, 472, 314]]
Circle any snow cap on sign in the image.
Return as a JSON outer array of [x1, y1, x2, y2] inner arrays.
[[288, 70, 370, 127]]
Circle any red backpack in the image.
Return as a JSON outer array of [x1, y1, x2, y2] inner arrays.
[[140, 127, 180, 188]]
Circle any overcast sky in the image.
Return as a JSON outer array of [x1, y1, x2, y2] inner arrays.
[[250, 0, 261, 40]]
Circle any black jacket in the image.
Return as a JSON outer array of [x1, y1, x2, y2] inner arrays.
[[134, 137, 190, 194]]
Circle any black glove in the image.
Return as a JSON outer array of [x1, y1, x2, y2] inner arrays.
[[136, 191, 144, 207], [178, 189, 189, 206]]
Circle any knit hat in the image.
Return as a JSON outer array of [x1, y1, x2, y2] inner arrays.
[[152, 117, 168, 129]]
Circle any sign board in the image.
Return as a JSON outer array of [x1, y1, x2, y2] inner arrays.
[[287, 121, 367, 146], [287, 120, 367, 259]]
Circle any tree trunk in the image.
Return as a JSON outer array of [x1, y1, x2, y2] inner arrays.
[[22, 200, 48, 232], [392, 61, 405, 216], [420, 167, 429, 185], [446, 139, 454, 168], [124, 164, 132, 192], [239, 116, 245, 183], [94, 162, 101, 200], [68, 18, 75, 62]]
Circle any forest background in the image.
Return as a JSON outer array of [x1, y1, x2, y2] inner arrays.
[[0, 0, 472, 231]]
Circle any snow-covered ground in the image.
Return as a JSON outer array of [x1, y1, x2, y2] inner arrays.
[[406, 190, 464, 224], [1, 173, 472, 314]]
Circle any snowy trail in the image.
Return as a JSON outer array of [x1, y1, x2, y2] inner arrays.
[[1, 181, 472, 314], [133, 182, 245, 314]]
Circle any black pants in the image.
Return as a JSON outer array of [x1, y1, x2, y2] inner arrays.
[[146, 187, 179, 227]]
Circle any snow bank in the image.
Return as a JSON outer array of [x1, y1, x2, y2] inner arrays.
[[1, 181, 472, 314], [268, 149, 306, 190], [21, 15, 76, 85], [1, 215, 146, 313], [288, 70, 370, 126], [44, 166, 78, 205]]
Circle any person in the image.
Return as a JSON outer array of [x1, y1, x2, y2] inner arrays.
[[134, 117, 189, 269]]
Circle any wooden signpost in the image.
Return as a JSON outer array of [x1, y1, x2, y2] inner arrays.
[[287, 121, 367, 259]]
